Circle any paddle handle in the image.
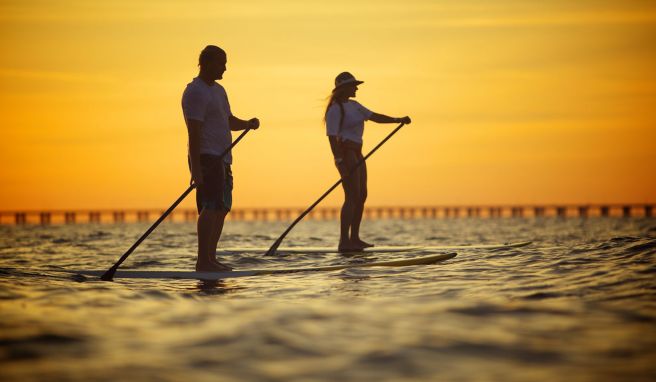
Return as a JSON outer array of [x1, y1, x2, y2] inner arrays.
[[265, 123, 405, 255]]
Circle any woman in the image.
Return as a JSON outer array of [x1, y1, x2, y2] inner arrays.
[[325, 72, 411, 252]]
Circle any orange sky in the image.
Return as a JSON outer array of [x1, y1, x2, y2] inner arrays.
[[1, 0, 655, 210]]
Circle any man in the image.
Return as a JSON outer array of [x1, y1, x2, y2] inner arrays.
[[182, 45, 259, 271]]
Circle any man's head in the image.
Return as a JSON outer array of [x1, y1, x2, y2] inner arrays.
[[198, 45, 227, 80]]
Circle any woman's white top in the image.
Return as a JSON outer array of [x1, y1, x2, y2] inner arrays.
[[325, 100, 373, 144]]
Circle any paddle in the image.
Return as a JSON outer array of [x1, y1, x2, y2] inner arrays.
[[101, 128, 251, 281], [265, 122, 406, 256]]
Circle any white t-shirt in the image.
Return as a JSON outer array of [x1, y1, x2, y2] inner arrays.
[[325, 100, 373, 144], [181, 77, 233, 164]]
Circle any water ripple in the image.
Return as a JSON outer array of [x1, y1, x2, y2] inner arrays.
[[0, 218, 655, 381]]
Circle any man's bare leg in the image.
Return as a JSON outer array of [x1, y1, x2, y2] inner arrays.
[[208, 209, 231, 270], [196, 209, 226, 271]]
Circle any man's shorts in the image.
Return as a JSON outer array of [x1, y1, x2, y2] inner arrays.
[[196, 154, 233, 213]]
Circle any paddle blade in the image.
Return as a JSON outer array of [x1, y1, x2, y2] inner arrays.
[[265, 238, 283, 256], [100, 266, 117, 281]]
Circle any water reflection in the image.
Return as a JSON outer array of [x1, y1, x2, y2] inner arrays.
[[0, 219, 654, 381], [194, 279, 242, 295]]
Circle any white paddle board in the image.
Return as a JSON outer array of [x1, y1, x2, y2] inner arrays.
[[74, 252, 456, 280]]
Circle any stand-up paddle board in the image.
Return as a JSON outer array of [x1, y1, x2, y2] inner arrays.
[[217, 241, 531, 254], [74, 252, 456, 280]]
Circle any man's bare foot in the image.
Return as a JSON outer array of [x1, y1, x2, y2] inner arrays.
[[338, 240, 364, 253], [352, 239, 374, 248], [214, 260, 233, 271], [196, 260, 232, 272], [210, 257, 233, 271]]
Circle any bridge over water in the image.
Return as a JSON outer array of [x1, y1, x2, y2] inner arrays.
[[1, 204, 653, 225]]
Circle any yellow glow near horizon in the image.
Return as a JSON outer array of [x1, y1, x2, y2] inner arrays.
[[1, 0, 655, 210]]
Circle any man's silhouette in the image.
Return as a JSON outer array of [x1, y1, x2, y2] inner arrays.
[[182, 45, 259, 271]]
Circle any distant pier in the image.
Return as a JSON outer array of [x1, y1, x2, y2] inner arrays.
[[0, 204, 653, 225]]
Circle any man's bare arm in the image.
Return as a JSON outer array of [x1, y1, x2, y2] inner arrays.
[[229, 115, 260, 131], [186, 119, 203, 185]]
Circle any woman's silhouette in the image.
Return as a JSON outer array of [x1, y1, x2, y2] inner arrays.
[[325, 72, 411, 252]]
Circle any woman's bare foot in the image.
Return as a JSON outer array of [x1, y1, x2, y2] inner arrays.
[[352, 238, 374, 248]]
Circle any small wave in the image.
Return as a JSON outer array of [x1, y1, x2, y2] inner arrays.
[[449, 304, 571, 316], [0, 267, 53, 279], [0, 333, 89, 361], [70, 273, 88, 282], [636, 266, 655, 275], [0, 289, 25, 300], [625, 239, 656, 253], [86, 231, 110, 239], [354, 349, 415, 370], [252, 234, 274, 240], [0, 333, 85, 346], [610, 236, 641, 243], [425, 236, 450, 241], [138, 289, 176, 300], [598, 292, 654, 302], [552, 256, 600, 267], [522, 291, 566, 300], [232, 256, 272, 266], [184, 333, 241, 348], [129, 260, 165, 268], [607, 308, 656, 324], [422, 341, 564, 364]]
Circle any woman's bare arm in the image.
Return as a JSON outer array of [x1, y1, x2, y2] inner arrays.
[[369, 113, 411, 124]]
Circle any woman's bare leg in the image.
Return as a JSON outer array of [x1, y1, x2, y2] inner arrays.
[[338, 152, 362, 252], [350, 155, 373, 248]]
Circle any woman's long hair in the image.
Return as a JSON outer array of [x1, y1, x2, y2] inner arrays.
[[323, 87, 351, 128]]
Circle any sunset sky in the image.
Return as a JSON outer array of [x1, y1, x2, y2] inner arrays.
[[1, 0, 655, 210]]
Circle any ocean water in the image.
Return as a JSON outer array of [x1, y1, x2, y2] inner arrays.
[[1, 218, 655, 382]]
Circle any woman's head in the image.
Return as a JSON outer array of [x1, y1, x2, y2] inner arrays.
[[332, 72, 363, 100], [332, 84, 357, 101], [324, 72, 364, 123]]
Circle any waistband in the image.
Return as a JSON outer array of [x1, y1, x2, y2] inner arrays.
[[340, 139, 363, 152]]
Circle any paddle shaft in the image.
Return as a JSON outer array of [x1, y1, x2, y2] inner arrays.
[[265, 122, 406, 255], [101, 128, 251, 281]]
